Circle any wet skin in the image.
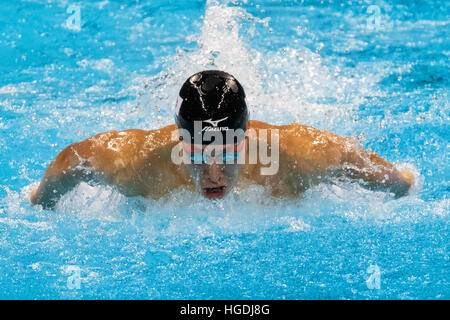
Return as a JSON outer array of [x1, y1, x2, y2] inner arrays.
[[30, 120, 415, 210]]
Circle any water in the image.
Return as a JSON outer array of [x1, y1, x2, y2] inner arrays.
[[0, 0, 448, 299]]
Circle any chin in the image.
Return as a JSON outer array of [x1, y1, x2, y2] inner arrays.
[[202, 186, 228, 199]]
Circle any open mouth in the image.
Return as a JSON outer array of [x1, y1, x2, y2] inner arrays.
[[202, 186, 227, 199]]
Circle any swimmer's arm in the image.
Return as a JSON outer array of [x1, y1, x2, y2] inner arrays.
[[30, 143, 98, 210], [340, 140, 414, 197], [281, 123, 414, 197]]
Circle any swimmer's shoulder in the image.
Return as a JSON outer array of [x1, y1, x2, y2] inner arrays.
[[61, 124, 180, 185], [248, 120, 335, 139], [64, 124, 178, 167], [79, 124, 178, 150], [250, 120, 345, 168]]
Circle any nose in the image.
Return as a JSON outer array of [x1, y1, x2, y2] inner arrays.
[[204, 163, 225, 185]]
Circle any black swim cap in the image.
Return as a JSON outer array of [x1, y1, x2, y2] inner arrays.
[[175, 70, 249, 144]]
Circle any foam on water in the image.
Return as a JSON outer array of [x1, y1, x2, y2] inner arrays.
[[136, 0, 366, 132]]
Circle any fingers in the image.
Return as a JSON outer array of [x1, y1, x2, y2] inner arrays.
[[400, 169, 415, 188], [30, 188, 38, 204]]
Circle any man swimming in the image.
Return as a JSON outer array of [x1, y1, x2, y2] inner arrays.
[[30, 70, 415, 209]]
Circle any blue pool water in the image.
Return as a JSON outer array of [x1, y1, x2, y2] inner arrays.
[[0, 0, 448, 299]]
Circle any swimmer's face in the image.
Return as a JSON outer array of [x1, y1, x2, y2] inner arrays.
[[183, 141, 244, 199], [187, 162, 241, 199]]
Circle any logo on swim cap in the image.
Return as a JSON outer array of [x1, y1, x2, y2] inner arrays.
[[202, 117, 229, 133], [203, 117, 228, 127]]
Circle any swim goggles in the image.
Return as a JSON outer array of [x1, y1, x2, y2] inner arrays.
[[181, 140, 245, 164]]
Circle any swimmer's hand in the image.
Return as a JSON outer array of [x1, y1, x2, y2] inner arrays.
[[342, 139, 415, 198], [30, 188, 38, 205], [399, 170, 415, 188], [388, 169, 415, 198]]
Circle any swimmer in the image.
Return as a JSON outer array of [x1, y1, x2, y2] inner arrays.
[[30, 70, 415, 209]]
